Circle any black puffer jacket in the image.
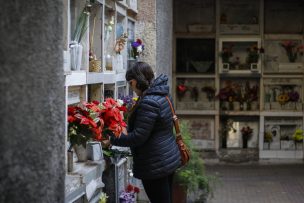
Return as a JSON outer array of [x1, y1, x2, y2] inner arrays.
[[111, 74, 181, 179]]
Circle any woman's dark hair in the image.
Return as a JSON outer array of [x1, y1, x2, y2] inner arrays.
[[126, 62, 155, 91]]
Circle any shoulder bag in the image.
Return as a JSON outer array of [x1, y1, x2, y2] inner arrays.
[[165, 96, 190, 166]]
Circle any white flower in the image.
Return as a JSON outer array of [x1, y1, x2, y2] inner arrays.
[[117, 99, 124, 106], [137, 46, 143, 53]]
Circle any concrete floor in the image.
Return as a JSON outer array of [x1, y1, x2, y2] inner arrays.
[[206, 164, 304, 203]]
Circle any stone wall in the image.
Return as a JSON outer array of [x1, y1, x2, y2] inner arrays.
[[136, 0, 157, 71], [136, 0, 173, 91], [219, 149, 259, 163], [156, 0, 173, 90], [0, 1, 65, 202]]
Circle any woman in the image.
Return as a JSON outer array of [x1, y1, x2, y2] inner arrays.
[[106, 62, 181, 203]]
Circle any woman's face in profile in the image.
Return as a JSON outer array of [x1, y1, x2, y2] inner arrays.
[[129, 79, 142, 96]]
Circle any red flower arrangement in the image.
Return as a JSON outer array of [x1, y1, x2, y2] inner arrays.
[[131, 38, 144, 58], [241, 126, 253, 140], [67, 99, 127, 150], [126, 184, 140, 193], [280, 41, 304, 62], [176, 84, 187, 101], [201, 86, 216, 101], [246, 44, 264, 64], [119, 184, 140, 203]]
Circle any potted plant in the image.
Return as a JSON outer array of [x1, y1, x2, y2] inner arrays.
[[68, 99, 127, 162], [173, 121, 217, 203]]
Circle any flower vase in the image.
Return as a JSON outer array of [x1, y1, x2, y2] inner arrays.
[[70, 41, 83, 71], [287, 52, 296, 63], [246, 102, 251, 111], [222, 135, 227, 148], [263, 142, 270, 150], [67, 150, 73, 172], [233, 102, 240, 111], [221, 102, 228, 110], [73, 144, 87, 162], [242, 137, 248, 148], [251, 101, 258, 111], [229, 102, 234, 111]]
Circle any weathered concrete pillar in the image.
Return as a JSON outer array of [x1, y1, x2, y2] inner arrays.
[[136, 0, 173, 91], [0, 1, 65, 203], [156, 0, 173, 86]]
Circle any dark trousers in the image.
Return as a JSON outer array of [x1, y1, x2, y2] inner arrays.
[[142, 173, 174, 203]]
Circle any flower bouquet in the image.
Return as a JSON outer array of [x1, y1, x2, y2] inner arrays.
[[201, 86, 215, 101], [119, 184, 140, 203], [119, 95, 138, 121], [246, 45, 264, 64], [220, 45, 233, 63], [131, 39, 144, 58], [280, 41, 304, 62], [241, 126, 253, 148], [176, 84, 187, 101], [68, 99, 127, 150], [293, 129, 304, 143]]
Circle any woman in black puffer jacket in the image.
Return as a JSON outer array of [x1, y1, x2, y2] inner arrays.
[[109, 62, 181, 203]]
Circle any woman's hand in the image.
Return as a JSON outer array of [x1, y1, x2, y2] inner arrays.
[[122, 127, 128, 135], [101, 139, 111, 149]]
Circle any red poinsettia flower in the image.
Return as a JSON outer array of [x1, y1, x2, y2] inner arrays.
[[133, 187, 140, 193], [118, 105, 127, 112], [108, 120, 126, 137], [92, 100, 100, 105], [68, 115, 76, 123], [83, 101, 102, 112], [68, 106, 76, 115]]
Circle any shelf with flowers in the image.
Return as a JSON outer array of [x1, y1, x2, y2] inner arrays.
[[263, 39, 304, 73], [217, 79, 259, 113], [220, 118, 259, 149], [263, 117, 303, 151], [219, 38, 262, 74], [263, 78, 303, 111], [175, 78, 216, 111]]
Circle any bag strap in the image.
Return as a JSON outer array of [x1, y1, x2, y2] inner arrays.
[[165, 96, 181, 136]]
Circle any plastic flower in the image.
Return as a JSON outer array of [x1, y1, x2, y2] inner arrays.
[[264, 131, 273, 143], [100, 98, 127, 138], [68, 102, 105, 149], [99, 192, 108, 203], [68, 98, 127, 150], [201, 86, 216, 101], [241, 126, 253, 140], [131, 38, 144, 58], [119, 184, 140, 202], [246, 45, 264, 64], [176, 84, 187, 101], [288, 91, 299, 102], [277, 94, 289, 105], [220, 45, 233, 63], [280, 41, 304, 62], [293, 129, 304, 142]]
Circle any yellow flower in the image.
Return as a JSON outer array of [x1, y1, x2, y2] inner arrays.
[[277, 94, 289, 105], [293, 129, 304, 142]]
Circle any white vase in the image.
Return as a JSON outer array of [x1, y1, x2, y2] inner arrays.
[[233, 102, 240, 111], [73, 144, 87, 162], [70, 41, 83, 71]]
